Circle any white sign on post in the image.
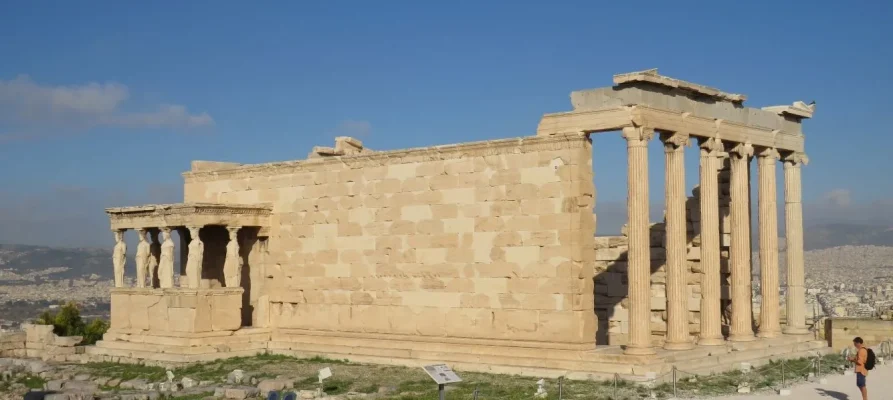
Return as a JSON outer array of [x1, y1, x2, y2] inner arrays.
[[423, 364, 462, 385], [318, 367, 332, 384]]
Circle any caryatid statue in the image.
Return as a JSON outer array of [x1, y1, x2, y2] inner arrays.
[[148, 229, 161, 288], [135, 229, 150, 288], [185, 226, 204, 289], [223, 227, 243, 288], [112, 230, 127, 288], [158, 228, 175, 288]]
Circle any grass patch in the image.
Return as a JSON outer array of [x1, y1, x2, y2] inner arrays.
[[81, 362, 167, 382], [15, 375, 47, 389]]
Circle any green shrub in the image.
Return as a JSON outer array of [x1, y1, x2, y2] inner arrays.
[[32, 302, 109, 345]]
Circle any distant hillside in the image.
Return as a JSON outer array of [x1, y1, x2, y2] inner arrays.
[[803, 223, 893, 250], [0, 244, 111, 279]]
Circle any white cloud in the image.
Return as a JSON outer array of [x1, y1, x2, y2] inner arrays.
[[821, 188, 852, 207], [334, 120, 371, 137], [0, 75, 213, 138]]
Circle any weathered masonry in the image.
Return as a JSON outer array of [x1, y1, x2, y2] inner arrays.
[[90, 70, 828, 379]]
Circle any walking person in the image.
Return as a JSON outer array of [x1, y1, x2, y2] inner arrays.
[[848, 337, 870, 400]]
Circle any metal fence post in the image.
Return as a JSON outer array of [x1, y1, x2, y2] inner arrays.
[[558, 376, 563, 400], [672, 366, 677, 398], [613, 373, 618, 399], [782, 359, 786, 388]]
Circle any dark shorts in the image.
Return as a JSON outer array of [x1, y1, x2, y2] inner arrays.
[[857, 372, 866, 388]]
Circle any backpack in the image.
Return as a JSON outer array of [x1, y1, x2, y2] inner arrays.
[[866, 348, 877, 371]]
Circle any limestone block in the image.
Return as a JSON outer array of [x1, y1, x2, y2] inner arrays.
[[168, 308, 198, 333], [595, 248, 627, 261], [651, 297, 667, 311], [23, 324, 54, 344], [110, 292, 132, 330]]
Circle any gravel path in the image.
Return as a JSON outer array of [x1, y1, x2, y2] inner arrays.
[[699, 363, 891, 400]]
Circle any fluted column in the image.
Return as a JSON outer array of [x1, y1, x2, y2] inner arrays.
[[662, 132, 693, 350], [697, 138, 725, 346], [622, 126, 655, 355], [784, 152, 809, 334], [728, 142, 755, 342], [757, 148, 781, 338]]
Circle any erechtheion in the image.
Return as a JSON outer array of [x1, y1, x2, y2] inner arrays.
[[91, 69, 829, 379]]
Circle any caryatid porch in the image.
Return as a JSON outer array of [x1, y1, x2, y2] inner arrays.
[[538, 69, 814, 354], [104, 203, 271, 334]]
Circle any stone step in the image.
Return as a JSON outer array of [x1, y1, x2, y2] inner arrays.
[[93, 339, 267, 355], [86, 345, 264, 364], [267, 340, 640, 376], [659, 340, 830, 375], [266, 346, 622, 381], [270, 331, 599, 363]]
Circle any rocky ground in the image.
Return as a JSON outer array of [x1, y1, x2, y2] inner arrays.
[[0, 353, 854, 400]]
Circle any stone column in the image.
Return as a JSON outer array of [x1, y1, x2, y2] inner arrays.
[[662, 132, 693, 350], [185, 226, 204, 289], [784, 152, 809, 334], [728, 142, 755, 342], [112, 229, 127, 288], [622, 126, 655, 355], [697, 138, 725, 345], [757, 148, 782, 338]]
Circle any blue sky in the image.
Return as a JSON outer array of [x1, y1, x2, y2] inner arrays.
[[1, 1, 891, 247]]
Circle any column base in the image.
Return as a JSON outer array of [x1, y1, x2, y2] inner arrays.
[[784, 327, 810, 335], [698, 336, 726, 346], [663, 341, 695, 351], [757, 330, 781, 339], [728, 334, 756, 342], [623, 345, 656, 356]]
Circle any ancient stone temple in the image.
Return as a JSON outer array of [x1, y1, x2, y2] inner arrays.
[[90, 69, 828, 379]]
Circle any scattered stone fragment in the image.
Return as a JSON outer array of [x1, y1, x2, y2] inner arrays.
[[199, 380, 215, 387], [181, 377, 197, 388], [107, 378, 121, 387], [227, 369, 245, 384], [93, 377, 110, 386], [74, 374, 91, 381]]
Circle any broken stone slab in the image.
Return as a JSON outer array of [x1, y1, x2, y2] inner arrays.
[[224, 386, 260, 400], [119, 393, 161, 400], [257, 378, 294, 394], [54, 336, 84, 347], [107, 378, 121, 387], [181, 376, 197, 388], [120, 378, 149, 390], [45, 379, 66, 391]]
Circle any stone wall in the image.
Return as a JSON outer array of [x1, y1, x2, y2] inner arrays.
[[825, 318, 893, 350], [0, 324, 85, 362], [594, 156, 733, 346], [183, 134, 597, 346]]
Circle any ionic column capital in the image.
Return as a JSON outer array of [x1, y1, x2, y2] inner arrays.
[[660, 132, 690, 151], [729, 142, 754, 159], [621, 126, 655, 144], [698, 137, 724, 154], [783, 152, 809, 166], [757, 147, 780, 160]]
